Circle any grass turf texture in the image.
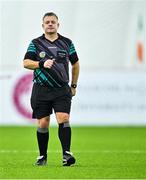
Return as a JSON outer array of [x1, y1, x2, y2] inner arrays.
[[0, 126, 146, 179]]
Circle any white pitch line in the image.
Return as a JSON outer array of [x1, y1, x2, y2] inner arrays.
[[0, 150, 146, 154]]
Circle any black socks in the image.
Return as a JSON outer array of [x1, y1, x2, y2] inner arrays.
[[58, 122, 71, 154], [37, 123, 71, 158], [37, 127, 49, 158]]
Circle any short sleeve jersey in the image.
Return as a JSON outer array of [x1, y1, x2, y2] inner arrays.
[[24, 34, 79, 88]]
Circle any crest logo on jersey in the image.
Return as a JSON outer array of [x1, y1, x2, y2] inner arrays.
[[39, 51, 46, 58]]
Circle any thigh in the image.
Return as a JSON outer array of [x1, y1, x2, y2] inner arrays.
[[31, 84, 53, 119]]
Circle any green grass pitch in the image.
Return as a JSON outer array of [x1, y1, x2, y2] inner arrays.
[[0, 126, 146, 179]]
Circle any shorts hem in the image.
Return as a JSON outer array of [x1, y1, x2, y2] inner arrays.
[[33, 112, 52, 119]]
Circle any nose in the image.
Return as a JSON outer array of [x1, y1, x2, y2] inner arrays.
[[48, 22, 53, 26]]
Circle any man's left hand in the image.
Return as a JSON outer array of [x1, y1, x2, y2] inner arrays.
[[71, 87, 76, 96]]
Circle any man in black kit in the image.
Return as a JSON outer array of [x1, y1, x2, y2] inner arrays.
[[23, 12, 79, 166]]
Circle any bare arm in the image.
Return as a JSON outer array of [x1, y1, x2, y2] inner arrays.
[[71, 61, 80, 96], [23, 59, 54, 70], [23, 59, 39, 70], [71, 61, 79, 84]]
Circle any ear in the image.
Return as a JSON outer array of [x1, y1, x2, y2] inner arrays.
[[57, 23, 60, 28], [42, 24, 44, 29]]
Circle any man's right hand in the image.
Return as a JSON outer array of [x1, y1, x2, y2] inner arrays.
[[43, 59, 55, 69]]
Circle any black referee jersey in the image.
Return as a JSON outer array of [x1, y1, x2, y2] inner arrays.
[[24, 34, 79, 88]]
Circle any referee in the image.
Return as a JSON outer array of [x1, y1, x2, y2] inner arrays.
[[23, 12, 79, 166]]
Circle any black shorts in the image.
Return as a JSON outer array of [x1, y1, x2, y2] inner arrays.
[[30, 83, 72, 119]]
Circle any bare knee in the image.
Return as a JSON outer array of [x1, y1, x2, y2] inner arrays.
[[55, 112, 70, 124], [38, 116, 50, 128]]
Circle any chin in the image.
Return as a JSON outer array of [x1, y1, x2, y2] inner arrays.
[[47, 32, 56, 35]]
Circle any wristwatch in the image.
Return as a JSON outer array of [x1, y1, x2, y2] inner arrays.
[[71, 84, 77, 88]]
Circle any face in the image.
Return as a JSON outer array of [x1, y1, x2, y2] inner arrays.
[[42, 15, 59, 35]]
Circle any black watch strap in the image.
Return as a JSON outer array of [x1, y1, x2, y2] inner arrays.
[[39, 59, 46, 68], [71, 84, 77, 88]]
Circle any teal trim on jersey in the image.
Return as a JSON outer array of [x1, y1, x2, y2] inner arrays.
[[40, 73, 54, 87], [28, 49, 36, 52], [69, 49, 76, 55], [35, 69, 61, 87], [36, 68, 41, 75], [27, 50, 36, 53], [29, 45, 34, 46], [28, 46, 35, 48], [69, 43, 76, 55], [28, 48, 36, 50], [27, 49, 36, 52], [33, 70, 43, 84], [28, 46, 35, 49], [27, 41, 36, 53]]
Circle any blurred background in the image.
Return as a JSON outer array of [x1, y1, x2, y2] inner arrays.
[[0, 0, 146, 126]]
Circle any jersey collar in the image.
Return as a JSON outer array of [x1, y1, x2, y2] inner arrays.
[[42, 33, 61, 43]]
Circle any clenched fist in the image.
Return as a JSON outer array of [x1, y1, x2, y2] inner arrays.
[[43, 59, 55, 69]]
